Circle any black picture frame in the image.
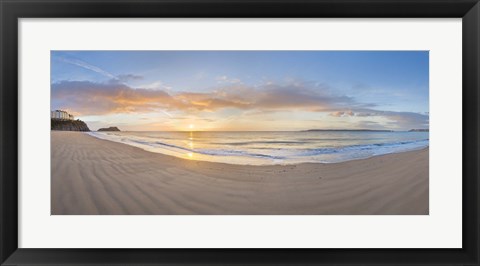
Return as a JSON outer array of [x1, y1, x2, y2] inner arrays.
[[1, 0, 479, 265]]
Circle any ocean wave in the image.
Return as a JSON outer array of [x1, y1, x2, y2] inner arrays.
[[211, 140, 306, 146], [88, 132, 429, 165], [296, 139, 429, 156], [123, 136, 286, 160]]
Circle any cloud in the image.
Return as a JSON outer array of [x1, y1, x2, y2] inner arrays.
[[52, 80, 357, 114], [56, 56, 117, 80], [51, 81, 178, 115], [54, 55, 144, 84], [51, 80, 428, 130], [382, 111, 429, 129], [330, 111, 355, 117], [117, 74, 144, 82], [328, 109, 429, 129], [137, 81, 171, 90], [216, 75, 241, 84]]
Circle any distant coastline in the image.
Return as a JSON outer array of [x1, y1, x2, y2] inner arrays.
[[409, 129, 429, 132], [98, 126, 121, 132], [303, 129, 429, 132], [303, 129, 394, 132]]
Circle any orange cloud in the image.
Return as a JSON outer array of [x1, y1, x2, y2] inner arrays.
[[51, 80, 429, 130], [51, 81, 353, 115]]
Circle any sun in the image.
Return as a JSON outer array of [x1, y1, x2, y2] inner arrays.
[[189, 124, 195, 129]]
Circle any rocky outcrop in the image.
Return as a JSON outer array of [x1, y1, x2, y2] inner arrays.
[[98, 127, 120, 132], [51, 119, 90, 131]]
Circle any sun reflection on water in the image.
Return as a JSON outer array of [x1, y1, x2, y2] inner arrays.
[[186, 131, 195, 159]]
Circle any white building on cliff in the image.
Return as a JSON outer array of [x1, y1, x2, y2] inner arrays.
[[51, 110, 74, 121]]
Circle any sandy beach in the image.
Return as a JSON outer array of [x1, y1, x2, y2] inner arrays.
[[51, 131, 429, 215]]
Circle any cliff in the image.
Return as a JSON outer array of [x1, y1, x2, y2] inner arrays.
[[98, 127, 120, 132], [51, 119, 90, 131]]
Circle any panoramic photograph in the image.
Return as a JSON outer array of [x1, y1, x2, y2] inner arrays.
[[51, 51, 429, 215]]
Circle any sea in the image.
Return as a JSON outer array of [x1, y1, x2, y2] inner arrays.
[[88, 131, 429, 165]]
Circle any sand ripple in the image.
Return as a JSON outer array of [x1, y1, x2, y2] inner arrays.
[[51, 132, 428, 215]]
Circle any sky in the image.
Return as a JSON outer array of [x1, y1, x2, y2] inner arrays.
[[51, 51, 429, 131]]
